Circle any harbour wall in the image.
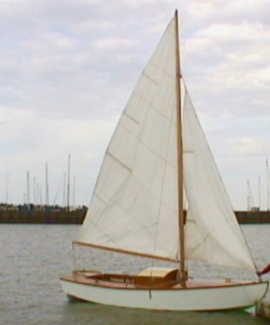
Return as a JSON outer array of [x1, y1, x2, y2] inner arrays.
[[0, 209, 270, 224], [236, 211, 270, 224], [0, 208, 86, 224]]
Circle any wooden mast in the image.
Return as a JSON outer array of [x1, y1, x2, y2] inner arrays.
[[175, 10, 186, 281]]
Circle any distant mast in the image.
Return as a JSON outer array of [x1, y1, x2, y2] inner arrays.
[[247, 180, 255, 211], [45, 162, 50, 206], [63, 173, 66, 208], [258, 176, 261, 211], [27, 171, 30, 209], [33, 177, 36, 205], [247, 180, 250, 211], [5, 172, 9, 207], [67, 154, 71, 211], [73, 176, 76, 209]]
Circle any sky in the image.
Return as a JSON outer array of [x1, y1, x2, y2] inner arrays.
[[1, 0, 270, 210]]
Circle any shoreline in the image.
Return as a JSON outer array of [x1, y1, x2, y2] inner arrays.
[[0, 210, 270, 224]]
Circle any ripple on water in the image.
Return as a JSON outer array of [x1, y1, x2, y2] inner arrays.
[[1, 224, 270, 324]]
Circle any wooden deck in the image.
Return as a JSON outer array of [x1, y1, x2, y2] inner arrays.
[[60, 270, 251, 291]]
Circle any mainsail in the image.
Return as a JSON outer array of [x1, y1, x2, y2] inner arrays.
[[77, 15, 256, 271], [78, 17, 180, 261]]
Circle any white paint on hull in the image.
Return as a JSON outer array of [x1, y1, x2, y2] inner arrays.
[[60, 278, 268, 311]]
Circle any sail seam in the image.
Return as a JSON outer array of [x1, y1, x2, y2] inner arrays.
[[148, 57, 176, 80], [87, 181, 178, 260], [92, 189, 178, 258], [106, 151, 132, 172], [118, 106, 177, 170], [132, 90, 176, 124], [142, 72, 159, 85], [123, 112, 140, 125], [95, 157, 177, 215]]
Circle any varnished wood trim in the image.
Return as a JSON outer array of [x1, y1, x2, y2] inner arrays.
[[73, 241, 178, 263], [61, 276, 269, 292]]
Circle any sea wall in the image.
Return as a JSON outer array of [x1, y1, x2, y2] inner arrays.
[[236, 211, 270, 224], [0, 209, 270, 224], [0, 209, 86, 224]]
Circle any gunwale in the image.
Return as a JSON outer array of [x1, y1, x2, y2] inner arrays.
[[60, 271, 268, 292]]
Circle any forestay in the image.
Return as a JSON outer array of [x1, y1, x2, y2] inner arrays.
[[78, 17, 180, 261]]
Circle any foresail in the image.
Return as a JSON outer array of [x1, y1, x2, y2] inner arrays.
[[78, 17, 180, 262], [183, 89, 256, 271]]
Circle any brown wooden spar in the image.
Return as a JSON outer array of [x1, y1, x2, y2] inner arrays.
[[175, 10, 186, 281], [73, 241, 178, 263], [257, 262, 270, 276]]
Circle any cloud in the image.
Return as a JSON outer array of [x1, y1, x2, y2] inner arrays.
[[228, 137, 264, 155], [0, 104, 117, 205], [0, 0, 269, 210]]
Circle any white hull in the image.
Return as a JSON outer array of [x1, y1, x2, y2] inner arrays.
[[60, 276, 268, 311]]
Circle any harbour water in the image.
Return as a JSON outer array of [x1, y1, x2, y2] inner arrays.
[[1, 224, 270, 325]]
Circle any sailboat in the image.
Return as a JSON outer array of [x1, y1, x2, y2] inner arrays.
[[60, 10, 269, 311]]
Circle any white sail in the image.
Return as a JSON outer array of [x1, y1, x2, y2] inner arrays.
[[78, 17, 180, 261], [183, 89, 256, 270], [61, 12, 268, 312], [78, 14, 256, 271]]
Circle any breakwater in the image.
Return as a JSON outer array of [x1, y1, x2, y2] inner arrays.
[[236, 211, 270, 224], [0, 209, 270, 224], [0, 209, 86, 224]]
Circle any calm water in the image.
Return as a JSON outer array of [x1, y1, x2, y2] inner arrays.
[[1, 224, 270, 325]]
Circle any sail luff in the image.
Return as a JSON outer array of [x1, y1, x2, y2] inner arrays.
[[175, 10, 186, 280]]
